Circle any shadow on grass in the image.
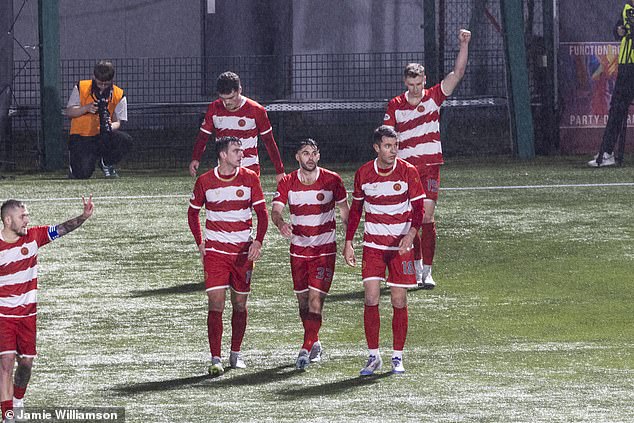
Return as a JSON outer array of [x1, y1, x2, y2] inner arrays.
[[113, 364, 298, 395], [194, 364, 299, 388], [276, 372, 392, 399], [113, 374, 211, 395], [129, 282, 204, 297]]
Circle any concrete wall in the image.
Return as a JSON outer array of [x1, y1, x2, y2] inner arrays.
[[292, 0, 424, 54], [12, 0, 202, 61]]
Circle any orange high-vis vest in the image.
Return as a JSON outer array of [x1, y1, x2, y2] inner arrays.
[[69, 80, 124, 137]]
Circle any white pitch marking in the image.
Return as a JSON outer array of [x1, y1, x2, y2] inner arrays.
[[19, 182, 634, 203]]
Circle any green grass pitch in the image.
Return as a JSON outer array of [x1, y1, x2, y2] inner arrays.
[[1, 156, 633, 422]]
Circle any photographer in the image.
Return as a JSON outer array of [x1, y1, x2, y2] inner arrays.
[[65, 60, 132, 178], [589, 0, 634, 167]]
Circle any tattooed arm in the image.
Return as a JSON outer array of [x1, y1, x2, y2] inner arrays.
[[57, 195, 94, 236]]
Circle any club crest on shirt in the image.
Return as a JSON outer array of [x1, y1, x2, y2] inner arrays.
[[21, 247, 29, 255], [236, 189, 245, 198], [417, 105, 425, 113], [393, 183, 402, 191], [383, 113, 390, 121], [316, 193, 325, 201], [238, 119, 246, 127]]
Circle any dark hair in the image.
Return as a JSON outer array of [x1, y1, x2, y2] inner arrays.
[[216, 71, 241, 95], [373, 125, 398, 146], [93, 60, 115, 81], [403, 63, 425, 79], [296, 138, 319, 153], [1, 199, 24, 222], [215, 136, 242, 160]]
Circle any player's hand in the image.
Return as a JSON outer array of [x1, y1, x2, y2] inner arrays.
[[81, 194, 94, 219], [275, 173, 286, 184], [398, 232, 415, 256], [189, 160, 200, 177], [459, 29, 471, 45], [617, 25, 626, 37], [248, 240, 262, 261], [343, 242, 356, 267], [278, 222, 293, 239]]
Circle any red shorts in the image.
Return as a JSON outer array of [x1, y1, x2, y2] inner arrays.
[[361, 247, 417, 288], [204, 251, 253, 294], [0, 316, 37, 357], [416, 165, 441, 202], [290, 255, 336, 294]]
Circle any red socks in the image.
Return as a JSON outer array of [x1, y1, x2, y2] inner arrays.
[[364, 304, 380, 350], [422, 222, 436, 265], [392, 306, 409, 351], [13, 385, 26, 400], [1, 400, 12, 421], [207, 310, 223, 357], [230, 309, 248, 352], [301, 312, 322, 351]]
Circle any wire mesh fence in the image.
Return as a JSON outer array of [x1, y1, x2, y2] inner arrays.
[[6, 48, 510, 171]]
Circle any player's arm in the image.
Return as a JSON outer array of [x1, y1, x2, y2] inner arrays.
[[397, 197, 424, 255], [187, 205, 205, 261], [343, 198, 363, 267], [260, 131, 285, 182], [441, 29, 472, 96], [249, 201, 269, 261], [271, 202, 292, 239], [189, 130, 211, 177], [336, 199, 350, 237], [188, 182, 206, 261], [57, 195, 94, 237]]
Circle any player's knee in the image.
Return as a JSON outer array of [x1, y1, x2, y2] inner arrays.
[[16, 357, 33, 370], [233, 302, 247, 313], [0, 355, 15, 373], [390, 291, 408, 308]]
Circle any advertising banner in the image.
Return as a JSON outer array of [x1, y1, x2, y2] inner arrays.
[[558, 1, 634, 154]]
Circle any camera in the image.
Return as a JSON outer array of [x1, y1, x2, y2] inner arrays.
[[96, 97, 112, 134]]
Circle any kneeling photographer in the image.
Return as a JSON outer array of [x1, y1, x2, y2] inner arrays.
[[65, 60, 132, 179]]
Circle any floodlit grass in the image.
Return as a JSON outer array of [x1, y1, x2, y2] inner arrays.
[[1, 156, 633, 422]]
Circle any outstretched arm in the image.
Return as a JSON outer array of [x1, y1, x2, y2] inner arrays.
[[57, 195, 94, 236], [441, 29, 472, 96]]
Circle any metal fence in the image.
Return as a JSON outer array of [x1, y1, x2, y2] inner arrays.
[[5, 47, 510, 171], [4, 0, 531, 172]]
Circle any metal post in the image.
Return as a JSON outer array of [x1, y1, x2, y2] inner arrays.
[[38, 0, 64, 170], [0, 0, 13, 170], [500, 0, 535, 159], [542, 0, 559, 152], [423, 0, 438, 85]]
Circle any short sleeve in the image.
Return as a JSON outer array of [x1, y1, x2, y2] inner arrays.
[[273, 175, 290, 205], [333, 174, 348, 203]]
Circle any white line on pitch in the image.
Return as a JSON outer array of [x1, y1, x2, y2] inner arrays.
[[16, 181, 634, 203]]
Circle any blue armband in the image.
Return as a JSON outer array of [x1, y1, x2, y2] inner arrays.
[[48, 225, 60, 240]]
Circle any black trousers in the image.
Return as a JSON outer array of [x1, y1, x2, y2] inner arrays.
[[600, 63, 634, 154], [68, 131, 133, 179]]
